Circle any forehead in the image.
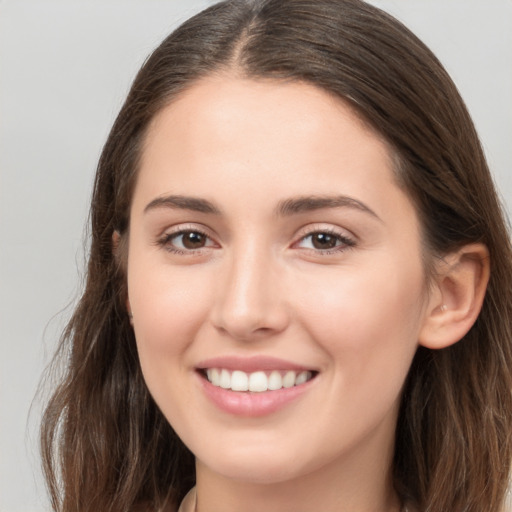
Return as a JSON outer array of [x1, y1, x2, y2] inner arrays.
[[144, 76, 383, 150], [133, 76, 415, 227], [142, 77, 391, 174]]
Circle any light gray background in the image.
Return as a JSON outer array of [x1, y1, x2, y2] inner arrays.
[[1, 1, 511, 511]]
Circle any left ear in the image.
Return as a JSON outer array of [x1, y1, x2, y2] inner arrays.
[[419, 243, 490, 349]]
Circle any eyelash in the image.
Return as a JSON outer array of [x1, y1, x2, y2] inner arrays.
[[156, 227, 215, 255], [294, 228, 356, 255], [156, 227, 356, 256]]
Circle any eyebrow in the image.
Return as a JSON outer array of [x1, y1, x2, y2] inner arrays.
[[144, 195, 221, 215], [276, 195, 381, 221], [143, 193, 380, 221]]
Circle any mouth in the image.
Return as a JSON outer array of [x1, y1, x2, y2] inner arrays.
[[196, 357, 319, 416], [198, 368, 317, 392]]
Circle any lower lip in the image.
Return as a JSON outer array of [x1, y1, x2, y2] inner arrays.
[[198, 373, 315, 417]]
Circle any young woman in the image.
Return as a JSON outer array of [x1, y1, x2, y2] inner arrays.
[[41, 1, 512, 511]]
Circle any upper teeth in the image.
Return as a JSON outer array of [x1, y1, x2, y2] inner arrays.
[[205, 368, 313, 392]]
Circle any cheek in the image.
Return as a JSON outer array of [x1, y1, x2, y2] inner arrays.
[[127, 255, 215, 392], [293, 257, 425, 380], [127, 263, 216, 430]]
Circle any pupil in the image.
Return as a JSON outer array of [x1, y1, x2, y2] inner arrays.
[[183, 232, 205, 249], [312, 233, 336, 249]]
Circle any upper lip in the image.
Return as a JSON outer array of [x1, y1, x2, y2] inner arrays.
[[196, 355, 316, 373]]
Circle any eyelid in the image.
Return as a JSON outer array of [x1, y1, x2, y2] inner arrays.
[[294, 223, 356, 240], [158, 222, 213, 237]]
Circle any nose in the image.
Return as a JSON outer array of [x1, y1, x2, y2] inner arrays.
[[210, 245, 290, 341]]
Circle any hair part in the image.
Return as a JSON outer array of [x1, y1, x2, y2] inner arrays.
[[41, 1, 512, 511]]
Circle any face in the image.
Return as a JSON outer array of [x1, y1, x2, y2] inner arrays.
[[126, 76, 430, 486]]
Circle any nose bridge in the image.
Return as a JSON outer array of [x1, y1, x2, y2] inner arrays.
[[212, 239, 287, 339]]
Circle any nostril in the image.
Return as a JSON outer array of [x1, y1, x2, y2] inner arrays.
[[211, 310, 290, 341]]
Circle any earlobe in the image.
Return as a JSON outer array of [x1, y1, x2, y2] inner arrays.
[[419, 244, 490, 350]]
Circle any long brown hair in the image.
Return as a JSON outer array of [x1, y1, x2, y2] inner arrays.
[[41, 1, 512, 511]]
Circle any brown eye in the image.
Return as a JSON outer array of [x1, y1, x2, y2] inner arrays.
[[161, 229, 215, 253], [310, 233, 338, 250], [295, 230, 355, 253], [180, 231, 207, 249]]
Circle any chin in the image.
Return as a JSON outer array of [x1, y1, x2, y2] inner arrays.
[[194, 439, 323, 486]]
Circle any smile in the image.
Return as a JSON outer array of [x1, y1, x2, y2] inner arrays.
[[196, 356, 319, 415], [205, 368, 315, 392]]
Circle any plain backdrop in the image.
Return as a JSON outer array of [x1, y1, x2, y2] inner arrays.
[[1, 1, 511, 511]]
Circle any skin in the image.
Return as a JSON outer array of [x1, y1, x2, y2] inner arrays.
[[126, 76, 436, 512]]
